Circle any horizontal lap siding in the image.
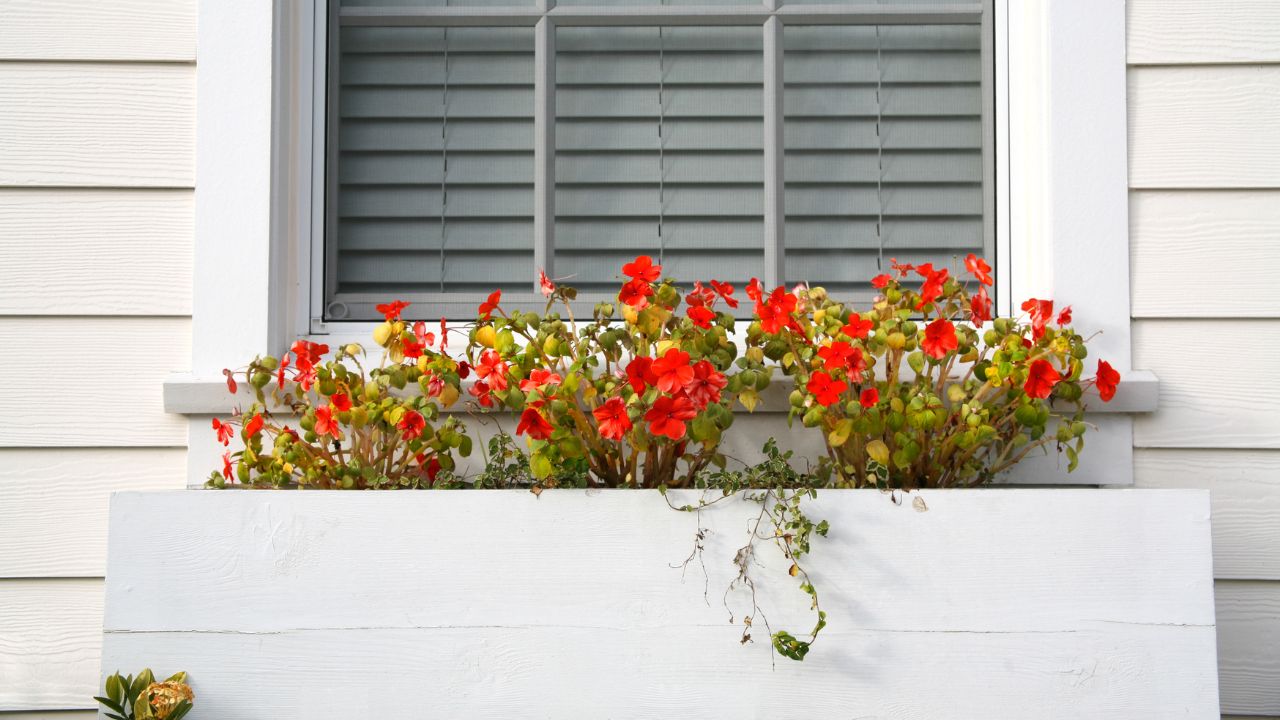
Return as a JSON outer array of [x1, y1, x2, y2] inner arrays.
[[1128, 3, 1280, 715], [0, 0, 194, 712]]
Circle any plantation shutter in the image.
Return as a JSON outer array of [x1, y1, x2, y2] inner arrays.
[[325, 1, 991, 320]]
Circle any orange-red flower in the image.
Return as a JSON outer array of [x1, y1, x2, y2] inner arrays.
[[314, 405, 341, 438], [916, 266, 950, 310], [539, 269, 555, 297], [478, 290, 501, 321], [439, 317, 448, 351], [1021, 298, 1054, 341], [593, 397, 633, 441], [1057, 305, 1073, 325], [619, 278, 654, 309], [412, 320, 435, 349], [474, 350, 509, 392], [841, 315, 873, 339], [758, 286, 798, 334], [244, 413, 264, 438], [398, 409, 426, 440], [276, 354, 290, 387], [626, 356, 656, 394], [687, 304, 715, 329], [401, 336, 424, 359], [212, 418, 234, 446], [970, 285, 993, 324], [516, 407, 554, 440], [807, 371, 847, 407], [652, 348, 694, 393], [860, 387, 879, 408], [291, 340, 329, 369], [964, 254, 993, 286], [817, 341, 864, 375], [222, 452, 233, 480], [469, 379, 494, 407], [376, 300, 410, 322], [622, 255, 662, 283], [710, 280, 739, 308], [645, 394, 697, 440], [871, 273, 892, 289], [329, 393, 352, 412], [520, 368, 562, 393], [223, 368, 237, 394], [1095, 360, 1120, 402], [685, 360, 727, 409], [921, 318, 958, 359], [1024, 359, 1061, 400], [745, 277, 764, 305], [890, 257, 914, 277]]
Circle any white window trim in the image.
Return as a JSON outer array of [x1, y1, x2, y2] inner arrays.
[[174, 0, 1156, 486]]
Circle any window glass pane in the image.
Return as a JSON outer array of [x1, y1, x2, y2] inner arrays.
[[783, 24, 985, 294], [554, 26, 764, 294], [334, 26, 536, 305]]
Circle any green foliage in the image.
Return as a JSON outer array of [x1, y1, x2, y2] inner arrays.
[[94, 669, 193, 720]]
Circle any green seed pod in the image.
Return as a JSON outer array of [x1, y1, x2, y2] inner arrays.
[[259, 355, 280, 371], [901, 320, 918, 338], [907, 351, 925, 375], [251, 371, 271, 389], [318, 379, 338, 396], [1014, 403, 1039, 427], [789, 389, 805, 408], [802, 407, 824, 427]]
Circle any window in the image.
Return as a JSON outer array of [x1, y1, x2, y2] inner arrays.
[[319, 0, 994, 322]]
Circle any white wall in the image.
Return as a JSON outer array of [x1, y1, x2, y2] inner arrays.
[[2, 0, 1279, 716], [0, 0, 195, 714], [1128, 0, 1280, 717]]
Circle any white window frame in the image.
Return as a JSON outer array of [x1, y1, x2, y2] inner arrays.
[[174, 0, 1156, 487]]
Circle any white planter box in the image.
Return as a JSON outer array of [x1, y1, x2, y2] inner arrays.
[[102, 489, 1218, 719]]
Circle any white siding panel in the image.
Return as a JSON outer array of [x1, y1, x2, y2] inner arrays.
[[1133, 320, 1280, 449], [0, 318, 190, 448], [1129, 66, 1280, 189], [0, 580, 101, 712], [1131, 190, 1280, 319], [1218, 580, 1280, 716], [0, 64, 194, 187], [0, 0, 195, 62], [0, 449, 186, 578], [0, 713, 96, 719], [1135, 449, 1280, 580], [1128, 0, 1280, 65], [0, 190, 193, 315]]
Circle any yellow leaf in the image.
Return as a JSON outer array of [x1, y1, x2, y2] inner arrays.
[[788, 563, 800, 577], [866, 439, 890, 465], [738, 389, 760, 412], [475, 325, 497, 348]]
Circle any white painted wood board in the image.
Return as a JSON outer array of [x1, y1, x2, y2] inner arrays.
[[0, 189, 193, 315], [102, 489, 1219, 718], [0, 579, 102, 711], [0, 318, 190, 448], [1136, 449, 1280, 581], [1129, 66, 1280, 189], [0, 449, 187, 578], [1128, 0, 1280, 65], [0, 0, 195, 62], [0, 64, 193, 187], [1133, 320, 1280, 449], [1130, 190, 1280, 319], [1217, 580, 1280, 716]]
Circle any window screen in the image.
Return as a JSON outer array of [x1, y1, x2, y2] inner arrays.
[[323, 0, 992, 321]]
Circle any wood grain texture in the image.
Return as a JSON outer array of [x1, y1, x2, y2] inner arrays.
[[1130, 190, 1280, 319], [1217, 581, 1280, 716], [0, 190, 193, 315], [101, 490, 1219, 718], [0, 580, 101, 712], [0, 0, 195, 62], [1133, 320, 1280, 449], [0, 318, 190, 448], [0, 449, 186, 578], [1135, 449, 1280, 580], [1128, 0, 1280, 65], [1129, 66, 1280, 189], [0, 64, 193, 187]]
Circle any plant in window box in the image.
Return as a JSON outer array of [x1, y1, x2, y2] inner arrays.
[[463, 258, 767, 488], [744, 254, 1121, 490], [207, 302, 472, 489]]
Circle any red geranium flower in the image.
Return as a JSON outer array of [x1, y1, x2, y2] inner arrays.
[[1024, 359, 1061, 400], [516, 408, 554, 441], [520, 368, 562, 393], [684, 360, 727, 409], [626, 356, 656, 394], [916, 267, 950, 310], [291, 340, 329, 369], [294, 363, 317, 392], [921, 318, 959, 359], [439, 317, 448, 351], [817, 341, 856, 373], [276, 354, 290, 387], [870, 273, 892, 289], [474, 350, 509, 392], [539, 269, 556, 297], [329, 393, 352, 412], [478, 290, 501, 321], [687, 304, 715, 329], [841, 315, 873, 339], [746, 278, 764, 305], [890, 257, 914, 277], [1057, 306, 1073, 325], [622, 255, 662, 283], [1095, 360, 1121, 402], [469, 379, 494, 407], [593, 397, 633, 441], [244, 413, 264, 438], [412, 320, 435, 348], [223, 368, 237, 394], [401, 336, 424, 359], [651, 348, 694, 393], [710, 280, 739, 308], [314, 405, 341, 439], [964, 254, 994, 286], [212, 417, 234, 446], [619, 277, 654, 309], [758, 287, 798, 334], [645, 394, 698, 440], [398, 409, 426, 440], [1021, 298, 1054, 341], [376, 300, 410, 322], [970, 285, 993, 325], [860, 387, 879, 408], [807, 371, 847, 407], [222, 452, 233, 481]]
